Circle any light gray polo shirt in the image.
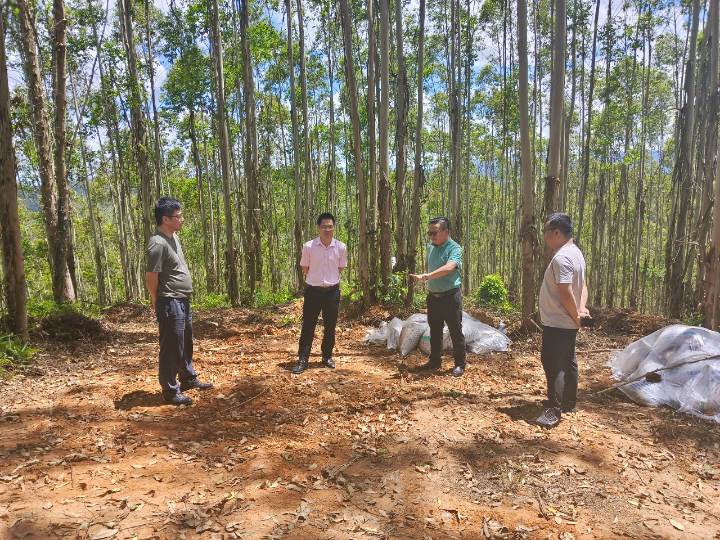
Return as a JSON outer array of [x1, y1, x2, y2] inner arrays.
[[146, 231, 193, 298], [539, 243, 586, 329]]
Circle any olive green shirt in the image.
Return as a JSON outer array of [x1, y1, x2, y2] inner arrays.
[[146, 231, 193, 298]]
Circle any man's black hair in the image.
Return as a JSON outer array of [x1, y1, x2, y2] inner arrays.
[[545, 213, 573, 237], [154, 197, 182, 225], [317, 212, 335, 225], [429, 216, 450, 230]]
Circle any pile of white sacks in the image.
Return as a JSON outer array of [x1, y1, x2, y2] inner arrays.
[[364, 312, 512, 356], [608, 324, 720, 423]]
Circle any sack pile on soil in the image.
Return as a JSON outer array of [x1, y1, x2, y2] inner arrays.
[[608, 324, 720, 423], [365, 312, 511, 356]]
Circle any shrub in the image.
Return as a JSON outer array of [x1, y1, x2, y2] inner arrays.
[[475, 274, 508, 306], [0, 334, 39, 374]]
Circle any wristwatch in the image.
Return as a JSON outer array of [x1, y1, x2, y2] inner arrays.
[[422, 273, 427, 280]]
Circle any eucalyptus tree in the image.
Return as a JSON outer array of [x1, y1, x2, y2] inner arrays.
[[379, 0, 391, 290], [240, 0, 261, 302], [340, 0, 369, 304], [701, 0, 720, 328], [0, 11, 28, 341], [393, 0, 409, 275], [518, 0, 535, 319], [576, 0, 601, 243], [119, 0, 153, 245], [665, 0, 700, 318], [367, 0, 378, 294], [161, 41, 216, 292], [542, 0, 566, 267], [406, 0, 426, 308], [286, 0, 303, 288], [297, 0, 315, 238], [16, 0, 75, 302], [211, 0, 240, 306]]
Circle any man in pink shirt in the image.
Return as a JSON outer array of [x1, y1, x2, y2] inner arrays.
[[293, 213, 347, 374]]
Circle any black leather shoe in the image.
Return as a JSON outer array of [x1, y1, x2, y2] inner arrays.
[[451, 365, 465, 377], [417, 360, 441, 371], [292, 359, 308, 374], [536, 408, 561, 429], [180, 379, 214, 392], [322, 358, 336, 369], [165, 393, 193, 406]]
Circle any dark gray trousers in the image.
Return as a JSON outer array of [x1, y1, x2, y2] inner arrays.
[[541, 325, 579, 411], [155, 297, 197, 398]]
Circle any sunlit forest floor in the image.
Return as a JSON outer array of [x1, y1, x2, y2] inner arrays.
[[1, 302, 719, 540]]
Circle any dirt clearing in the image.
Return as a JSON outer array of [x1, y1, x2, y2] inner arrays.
[[1, 303, 719, 540]]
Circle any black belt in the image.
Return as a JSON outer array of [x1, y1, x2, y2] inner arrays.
[[308, 284, 339, 292], [429, 288, 459, 298]]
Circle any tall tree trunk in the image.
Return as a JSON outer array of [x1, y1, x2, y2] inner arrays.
[[448, 0, 462, 245], [241, 0, 261, 304], [543, 0, 566, 267], [665, 0, 700, 318], [393, 0, 409, 275], [52, 0, 77, 302], [577, 0, 601, 244], [406, 0, 425, 309], [703, 0, 720, 328], [368, 0, 378, 296], [340, 0, 369, 304], [0, 13, 29, 341], [144, 0, 164, 199], [324, 12, 337, 213], [17, 0, 74, 303], [297, 0, 314, 237], [379, 0, 391, 290], [518, 0, 535, 320], [286, 0, 304, 289], [189, 110, 215, 293], [211, 0, 240, 306], [69, 68, 107, 307], [119, 0, 153, 246], [630, 24, 653, 310]]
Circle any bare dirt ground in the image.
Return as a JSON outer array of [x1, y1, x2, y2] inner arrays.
[[1, 302, 719, 540]]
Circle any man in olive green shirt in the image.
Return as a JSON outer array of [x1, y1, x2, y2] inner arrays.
[[410, 216, 466, 377], [146, 197, 213, 406]]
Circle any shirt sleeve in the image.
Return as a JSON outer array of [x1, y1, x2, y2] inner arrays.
[[552, 255, 574, 284], [448, 243, 463, 270], [338, 243, 347, 269], [146, 240, 165, 272], [300, 242, 311, 267]]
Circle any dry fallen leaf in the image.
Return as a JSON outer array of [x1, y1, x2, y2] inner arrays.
[[669, 518, 685, 531], [89, 528, 118, 540]]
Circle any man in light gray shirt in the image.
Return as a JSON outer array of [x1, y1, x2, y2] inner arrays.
[[536, 213, 590, 429], [146, 197, 213, 406]]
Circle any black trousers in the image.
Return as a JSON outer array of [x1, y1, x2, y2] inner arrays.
[[427, 289, 466, 367], [540, 325, 579, 411], [155, 297, 197, 398], [297, 285, 340, 360]]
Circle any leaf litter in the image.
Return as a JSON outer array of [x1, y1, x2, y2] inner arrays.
[[0, 302, 718, 538]]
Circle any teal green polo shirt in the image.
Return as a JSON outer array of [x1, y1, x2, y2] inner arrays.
[[426, 238, 462, 293]]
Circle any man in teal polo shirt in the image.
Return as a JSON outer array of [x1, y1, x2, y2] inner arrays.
[[410, 216, 466, 377]]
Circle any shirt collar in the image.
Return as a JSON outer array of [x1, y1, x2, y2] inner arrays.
[[314, 236, 336, 248]]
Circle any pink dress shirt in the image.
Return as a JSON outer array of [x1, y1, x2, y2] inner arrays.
[[301, 237, 347, 286]]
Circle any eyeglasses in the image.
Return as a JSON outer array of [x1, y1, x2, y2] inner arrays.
[[543, 228, 557, 234], [319, 225, 335, 230], [428, 230, 445, 237], [167, 214, 184, 220]]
